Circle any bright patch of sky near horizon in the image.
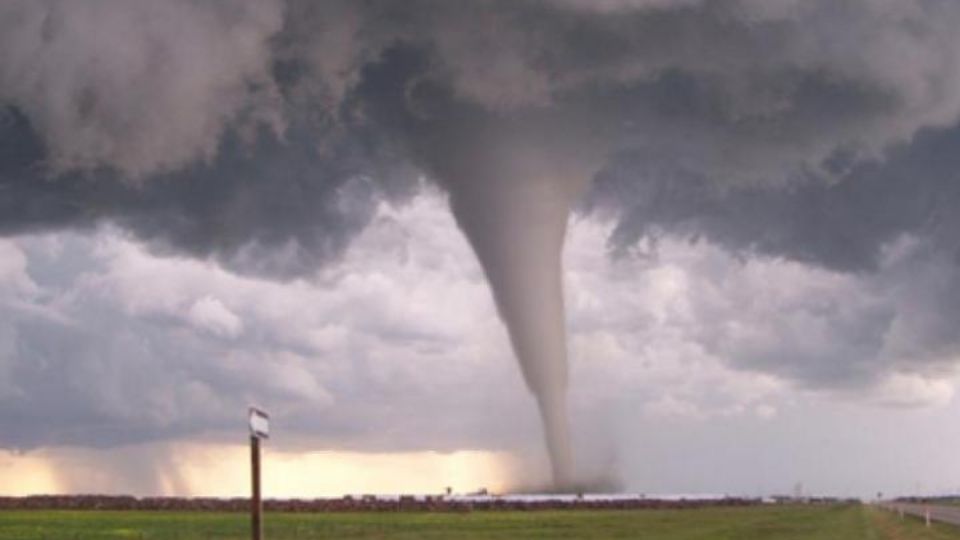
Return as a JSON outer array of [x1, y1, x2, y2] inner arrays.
[[2, 186, 960, 499], [0, 445, 512, 498]]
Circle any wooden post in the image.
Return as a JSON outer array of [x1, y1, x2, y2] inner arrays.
[[251, 435, 262, 540], [248, 406, 269, 540]]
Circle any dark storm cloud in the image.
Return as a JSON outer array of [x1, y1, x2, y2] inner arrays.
[[4, 0, 960, 276], [0, 103, 417, 278], [5, 0, 960, 453], [588, 126, 960, 273], [0, 0, 417, 278], [584, 125, 960, 390]]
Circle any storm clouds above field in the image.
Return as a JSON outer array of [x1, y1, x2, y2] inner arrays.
[[4, 0, 960, 494]]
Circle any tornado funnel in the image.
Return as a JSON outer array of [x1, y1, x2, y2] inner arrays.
[[450, 174, 576, 485], [423, 128, 596, 488]]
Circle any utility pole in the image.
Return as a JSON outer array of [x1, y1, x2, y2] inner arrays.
[[249, 407, 270, 540]]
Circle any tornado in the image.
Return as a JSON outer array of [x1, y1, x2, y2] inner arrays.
[[421, 123, 599, 488]]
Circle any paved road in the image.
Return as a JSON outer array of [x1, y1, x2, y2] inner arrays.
[[882, 503, 960, 527]]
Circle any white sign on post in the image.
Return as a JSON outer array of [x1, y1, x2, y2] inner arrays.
[[249, 407, 269, 439]]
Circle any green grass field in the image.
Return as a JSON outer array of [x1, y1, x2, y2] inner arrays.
[[1, 504, 958, 539]]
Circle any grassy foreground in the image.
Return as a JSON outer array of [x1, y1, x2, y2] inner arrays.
[[1, 504, 959, 539]]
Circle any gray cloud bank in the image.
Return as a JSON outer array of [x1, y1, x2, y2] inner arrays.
[[5, 0, 960, 273], [4, 0, 960, 451]]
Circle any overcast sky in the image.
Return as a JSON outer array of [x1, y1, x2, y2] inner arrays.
[[4, 0, 960, 498]]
